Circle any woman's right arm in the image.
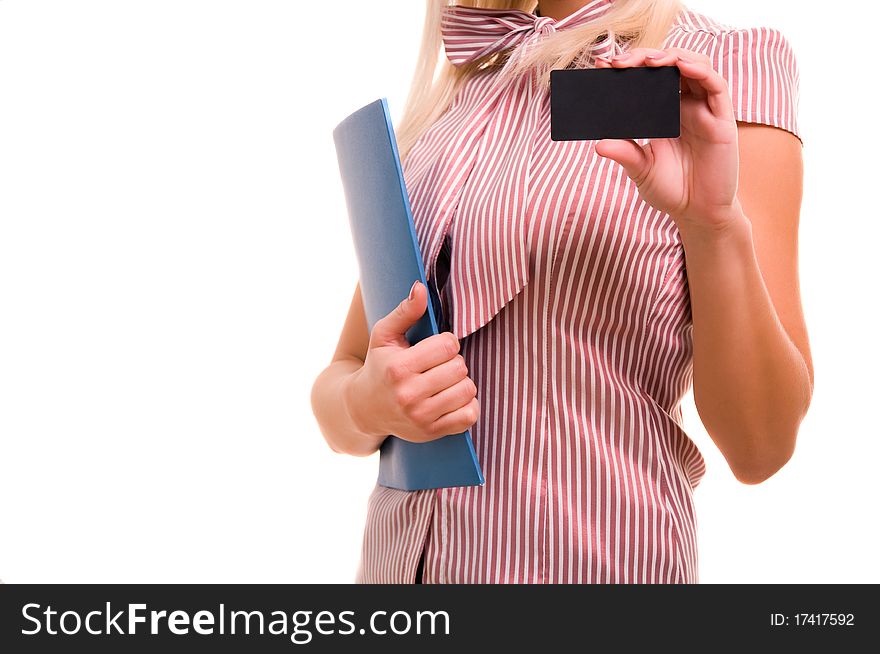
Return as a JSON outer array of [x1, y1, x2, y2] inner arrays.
[[310, 280, 480, 458]]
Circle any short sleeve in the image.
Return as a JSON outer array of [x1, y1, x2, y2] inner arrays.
[[667, 24, 802, 143]]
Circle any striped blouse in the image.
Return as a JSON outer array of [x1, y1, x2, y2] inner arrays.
[[355, 2, 801, 584]]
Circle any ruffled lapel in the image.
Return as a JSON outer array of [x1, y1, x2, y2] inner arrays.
[[403, 70, 536, 340]]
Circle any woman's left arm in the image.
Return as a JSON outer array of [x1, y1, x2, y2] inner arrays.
[[594, 47, 814, 485]]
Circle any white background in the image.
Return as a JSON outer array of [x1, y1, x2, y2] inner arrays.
[[0, 0, 876, 583]]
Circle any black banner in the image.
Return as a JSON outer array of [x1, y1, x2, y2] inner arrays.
[[0, 584, 873, 652]]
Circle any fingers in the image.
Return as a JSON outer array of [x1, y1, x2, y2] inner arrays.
[[603, 46, 709, 68], [419, 376, 479, 424], [656, 48, 715, 100], [395, 358, 479, 442], [370, 280, 428, 348], [399, 376, 480, 443], [595, 47, 733, 122], [594, 139, 652, 187], [664, 46, 712, 66], [610, 47, 675, 68], [673, 55, 735, 121], [404, 331, 460, 373], [427, 397, 481, 439], [411, 354, 470, 398]]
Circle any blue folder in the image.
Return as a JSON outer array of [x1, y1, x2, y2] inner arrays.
[[332, 98, 485, 492]]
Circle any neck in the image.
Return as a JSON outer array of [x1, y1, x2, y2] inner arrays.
[[536, 1, 599, 22]]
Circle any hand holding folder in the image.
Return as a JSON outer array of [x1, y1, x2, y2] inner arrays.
[[332, 98, 485, 492]]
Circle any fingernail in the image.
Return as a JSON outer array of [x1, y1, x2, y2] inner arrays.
[[409, 280, 419, 301], [677, 55, 693, 63], [645, 53, 661, 60]]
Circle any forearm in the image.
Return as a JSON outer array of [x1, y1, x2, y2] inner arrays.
[[310, 359, 386, 457], [679, 206, 812, 482]]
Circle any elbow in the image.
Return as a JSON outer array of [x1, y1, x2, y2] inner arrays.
[[729, 448, 794, 485], [731, 386, 812, 485], [310, 371, 340, 455], [726, 428, 799, 486], [309, 372, 324, 427], [321, 431, 344, 455], [701, 375, 812, 486]]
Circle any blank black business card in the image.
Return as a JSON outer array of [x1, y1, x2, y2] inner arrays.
[[550, 66, 681, 141]]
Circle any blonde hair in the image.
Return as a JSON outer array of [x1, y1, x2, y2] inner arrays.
[[396, 0, 684, 162]]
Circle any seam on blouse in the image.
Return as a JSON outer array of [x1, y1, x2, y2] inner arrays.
[[440, 488, 449, 584], [540, 262, 553, 585], [640, 246, 684, 344], [412, 490, 438, 584], [734, 112, 803, 144], [540, 208, 577, 584], [632, 245, 692, 582], [541, 266, 554, 585], [538, 205, 551, 585], [642, 396, 690, 584], [665, 492, 687, 584], [673, 25, 741, 37]]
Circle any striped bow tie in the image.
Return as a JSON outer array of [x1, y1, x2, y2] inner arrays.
[[440, 0, 617, 68]]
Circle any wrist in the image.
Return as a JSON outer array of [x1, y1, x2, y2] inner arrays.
[[341, 368, 387, 444], [676, 200, 753, 251]]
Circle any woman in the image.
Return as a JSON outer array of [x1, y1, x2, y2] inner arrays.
[[311, 0, 813, 584]]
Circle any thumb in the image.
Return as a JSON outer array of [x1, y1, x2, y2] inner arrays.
[[370, 280, 428, 348], [594, 139, 651, 186]]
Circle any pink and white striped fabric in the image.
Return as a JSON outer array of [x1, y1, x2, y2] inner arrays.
[[355, 3, 800, 584]]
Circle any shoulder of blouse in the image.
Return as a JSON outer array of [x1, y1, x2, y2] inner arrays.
[[665, 7, 802, 141], [668, 7, 797, 54]]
